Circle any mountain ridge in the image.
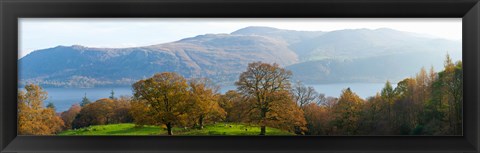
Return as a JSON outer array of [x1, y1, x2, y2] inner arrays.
[[19, 26, 461, 88]]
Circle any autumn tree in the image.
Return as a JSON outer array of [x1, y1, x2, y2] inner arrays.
[[132, 72, 190, 135], [18, 84, 64, 135], [392, 78, 418, 134], [302, 103, 331, 135], [72, 98, 115, 128], [72, 97, 133, 129], [259, 90, 307, 134], [331, 88, 364, 135], [414, 67, 433, 106], [441, 55, 462, 134], [359, 94, 385, 134], [60, 104, 82, 130], [294, 54, 461, 136], [130, 99, 156, 127], [235, 62, 306, 135], [422, 54, 463, 135], [218, 90, 250, 122], [110, 96, 133, 124], [187, 78, 226, 129]]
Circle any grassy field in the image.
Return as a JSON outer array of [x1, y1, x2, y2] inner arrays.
[[58, 124, 163, 135], [58, 123, 294, 136]]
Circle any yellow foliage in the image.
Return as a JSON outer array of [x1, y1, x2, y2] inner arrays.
[[18, 84, 64, 135]]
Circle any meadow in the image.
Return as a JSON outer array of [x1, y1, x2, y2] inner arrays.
[[59, 123, 293, 136]]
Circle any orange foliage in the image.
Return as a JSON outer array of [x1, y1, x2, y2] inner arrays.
[[18, 84, 64, 135]]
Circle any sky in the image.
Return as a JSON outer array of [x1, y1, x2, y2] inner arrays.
[[19, 18, 462, 58]]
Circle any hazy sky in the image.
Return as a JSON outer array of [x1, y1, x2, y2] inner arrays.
[[19, 18, 462, 58]]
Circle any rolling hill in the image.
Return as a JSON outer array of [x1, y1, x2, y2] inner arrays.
[[19, 26, 461, 87]]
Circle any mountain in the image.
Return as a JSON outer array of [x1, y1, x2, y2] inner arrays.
[[231, 26, 325, 45], [19, 26, 461, 88], [289, 28, 460, 61], [19, 33, 297, 87], [286, 51, 453, 84]]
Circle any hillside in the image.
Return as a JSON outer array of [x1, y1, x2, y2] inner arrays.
[[286, 51, 454, 84], [289, 28, 460, 61], [19, 26, 461, 87], [19, 34, 297, 87]]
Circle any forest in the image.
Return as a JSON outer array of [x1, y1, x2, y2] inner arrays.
[[17, 54, 463, 136]]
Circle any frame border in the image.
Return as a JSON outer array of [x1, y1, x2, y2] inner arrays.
[[1, 0, 479, 152]]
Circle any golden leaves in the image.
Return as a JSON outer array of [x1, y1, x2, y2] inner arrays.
[[18, 84, 64, 135]]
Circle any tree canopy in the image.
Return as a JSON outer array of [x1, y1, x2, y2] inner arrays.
[[131, 72, 191, 135], [18, 84, 64, 135], [235, 62, 306, 135]]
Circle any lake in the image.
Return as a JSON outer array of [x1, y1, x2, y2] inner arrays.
[[26, 83, 395, 112]]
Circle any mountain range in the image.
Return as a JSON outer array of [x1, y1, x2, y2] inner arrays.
[[19, 26, 461, 88]]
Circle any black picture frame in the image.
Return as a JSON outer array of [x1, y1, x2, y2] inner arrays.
[[1, 0, 479, 152]]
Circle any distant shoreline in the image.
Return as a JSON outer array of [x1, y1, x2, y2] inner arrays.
[[23, 82, 394, 112]]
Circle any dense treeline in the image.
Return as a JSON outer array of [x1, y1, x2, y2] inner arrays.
[[72, 97, 133, 129], [295, 54, 462, 135], [18, 54, 462, 135]]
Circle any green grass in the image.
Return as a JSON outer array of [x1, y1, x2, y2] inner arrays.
[[179, 123, 294, 136], [58, 123, 164, 135], [58, 123, 294, 136]]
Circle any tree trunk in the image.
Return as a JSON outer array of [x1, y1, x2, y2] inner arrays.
[[260, 109, 267, 135], [166, 122, 173, 135], [260, 126, 266, 135], [198, 115, 204, 129]]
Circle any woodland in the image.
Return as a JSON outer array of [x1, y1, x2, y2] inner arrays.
[[18, 54, 462, 136]]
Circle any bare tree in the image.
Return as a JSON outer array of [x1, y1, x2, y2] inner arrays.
[[291, 81, 321, 108]]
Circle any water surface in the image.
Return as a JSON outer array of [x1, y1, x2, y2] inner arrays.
[[23, 83, 395, 112]]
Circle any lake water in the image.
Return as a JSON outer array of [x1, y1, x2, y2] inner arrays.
[[26, 83, 395, 112]]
